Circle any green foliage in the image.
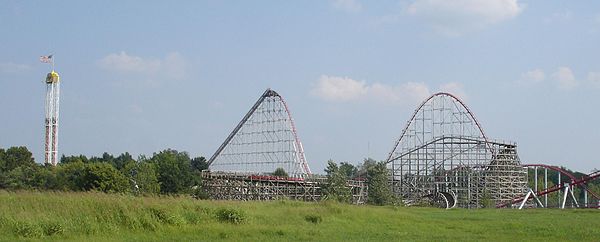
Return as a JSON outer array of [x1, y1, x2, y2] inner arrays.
[[0, 148, 5, 172], [150, 149, 196, 194], [191, 186, 210, 200], [366, 161, 396, 206], [1, 191, 600, 241], [324, 160, 351, 203], [41, 222, 65, 236], [0, 146, 35, 172], [190, 156, 208, 172], [147, 207, 185, 225], [215, 208, 246, 224], [304, 214, 322, 224], [339, 162, 358, 178], [0, 146, 201, 196], [55, 161, 87, 191], [13, 221, 42, 238], [123, 161, 160, 194], [80, 163, 130, 193], [60, 154, 89, 164], [273, 167, 289, 177], [481, 191, 495, 208]]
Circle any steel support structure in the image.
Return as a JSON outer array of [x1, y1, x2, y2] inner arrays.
[[201, 171, 367, 204], [498, 170, 600, 208], [44, 71, 60, 165], [386, 92, 528, 208], [208, 88, 311, 178], [522, 164, 600, 208]]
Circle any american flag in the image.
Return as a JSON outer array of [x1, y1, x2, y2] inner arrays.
[[39, 54, 53, 63]]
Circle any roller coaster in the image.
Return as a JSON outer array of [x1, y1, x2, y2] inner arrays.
[[203, 89, 599, 209]]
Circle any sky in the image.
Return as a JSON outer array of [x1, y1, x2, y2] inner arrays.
[[1, 0, 600, 174]]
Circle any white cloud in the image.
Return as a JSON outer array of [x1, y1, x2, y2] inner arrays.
[[369, 82, 431, 104], [311, 75, 368, 102], [439, 82, 467, 100], [588, 72, 600, 87], [311, 75, 434, 106], [162, 52, 187, 80], [98, 51, 187, 80], [406, 0, 523, 36], [332, 0, 362, 13], [518, 68, 545, 84], [553, 66, 577, 90], [0, 62, 31, 73]]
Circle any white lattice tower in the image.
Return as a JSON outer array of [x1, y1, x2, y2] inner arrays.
[[386, 92, 527, 208], [44, 71, 60, 165], [208, 89, 311, 178]]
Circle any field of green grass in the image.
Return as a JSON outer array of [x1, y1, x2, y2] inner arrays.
[[0, 191, 598, 241]]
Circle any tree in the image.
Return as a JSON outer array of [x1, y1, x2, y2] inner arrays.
[[0, 146, 35, 172], [55, 161, 87, 191], [366, 161, 396, 205], [81, 163, 129, 193], [60, 154, 89, 164], [339, 162, 358, 178], [111, 152, 135, 171], [150, 149, 196, 194], [273, 167, 288, 177], [123, 161, 160, 194], [0, 148, 5, 172], [324, 160, 351, 203], [191, 156, 209, 172]]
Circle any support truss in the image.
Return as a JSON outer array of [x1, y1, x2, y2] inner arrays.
[[44, 71, 60, 166], [208, 89, 311, 178], [386, 92, 528, 208]]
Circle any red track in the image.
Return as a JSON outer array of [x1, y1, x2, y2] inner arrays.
[[524, 164, 600, 200], [497, 169, 600, 208]]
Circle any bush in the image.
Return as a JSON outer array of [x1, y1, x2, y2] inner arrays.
[[147, 207, 185, 225], [215, 208, 246, 224], [42, 222, 65, 236], [13, 222, 42, 238], [304, 214, 322, 224], [273, 167, 288, 177], [81, 163, 130, 193], [191, 186, 210, 200]]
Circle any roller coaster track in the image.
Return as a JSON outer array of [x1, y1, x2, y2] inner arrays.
[[386, 92, 494, 162], [497, 169, 600, 208], [207, 88, 311, 177], [523, 164, 600, 200]]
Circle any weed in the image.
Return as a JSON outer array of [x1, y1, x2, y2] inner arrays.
[[13, 221, 42, 238], [304, 214, 322, 224], [215, 208, 246, 224], [42, 222, 65, 236], [147, 207, 185, 225]]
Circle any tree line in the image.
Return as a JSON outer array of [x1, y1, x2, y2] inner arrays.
[[0, 146, 397, 205], [13, 145, 596, 207], [323, 158, 398, 205], [0, 146, 207, 195]]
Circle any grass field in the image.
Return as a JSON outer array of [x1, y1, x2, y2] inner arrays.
[[0, 191, 598, 241]]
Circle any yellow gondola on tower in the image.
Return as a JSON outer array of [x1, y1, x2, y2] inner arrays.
[[46, 71, 60, 84]]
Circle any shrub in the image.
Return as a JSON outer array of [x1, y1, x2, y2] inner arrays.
[[191, 186, 210, 200], [215, 208, 246, 224], [14, 222, 42, 238], [304, 214, 322, 224], [147, 207, 185, 225], [42, 222, 65, 236]]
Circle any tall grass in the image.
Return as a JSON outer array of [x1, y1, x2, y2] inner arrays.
[[0, 190, 598, 241]]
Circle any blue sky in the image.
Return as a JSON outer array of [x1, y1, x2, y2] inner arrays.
[[1, 0, 599, 173]]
